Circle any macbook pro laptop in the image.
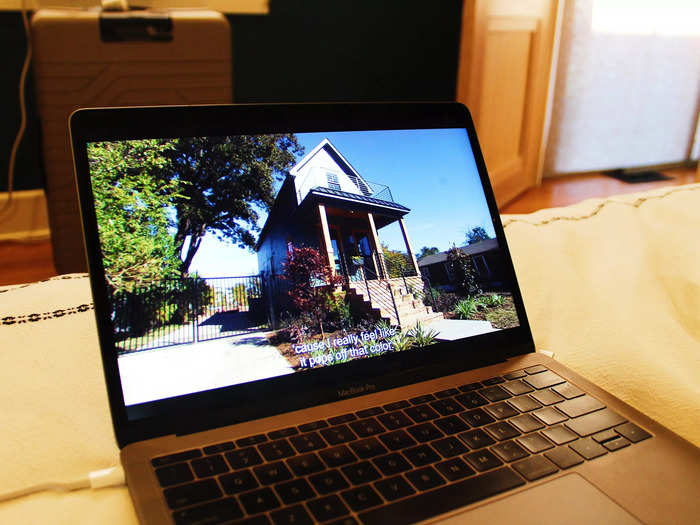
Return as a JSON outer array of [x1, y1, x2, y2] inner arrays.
[[69, 103, 699, 524]]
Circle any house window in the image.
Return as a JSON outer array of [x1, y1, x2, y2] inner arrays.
[[326, 172, 341, 191]]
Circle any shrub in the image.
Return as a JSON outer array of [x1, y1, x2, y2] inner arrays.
[[326, 292, 354, 331], [481, 293, 505, 308], [446, 246, 481, 297], [432, 290, 459, 313], [388, 330, 413, 352], [409, 322, 438, 347], [454, 297, 478, 320]]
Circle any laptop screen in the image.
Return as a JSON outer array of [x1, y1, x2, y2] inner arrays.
[[83, 120, 526, 421]]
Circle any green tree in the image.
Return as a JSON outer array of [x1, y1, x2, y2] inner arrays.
[[382, 244, 409, 278], [87, 139, 181, 292], [446, 246, 481, 296], [466, 226, 491, 245], [163, 135, 303, 273], [416, 246, 439, 260]]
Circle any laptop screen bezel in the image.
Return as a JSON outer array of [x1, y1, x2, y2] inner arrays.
[[70, 102, 535, 448]]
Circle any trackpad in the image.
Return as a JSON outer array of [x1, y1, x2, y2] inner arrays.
[[436, 473, 641, 524]]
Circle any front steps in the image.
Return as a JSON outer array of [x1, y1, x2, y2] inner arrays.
[[346, 276, 443, 329]]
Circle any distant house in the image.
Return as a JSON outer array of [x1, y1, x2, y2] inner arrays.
[[257, 139, 442, 328], [418, 238, 507, 291]]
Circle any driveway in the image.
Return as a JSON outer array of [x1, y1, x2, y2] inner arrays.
[[117, 330, 293, 406]]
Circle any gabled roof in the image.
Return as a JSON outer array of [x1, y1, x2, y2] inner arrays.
[[418, 238, 499, 266], [290, 138, 373, 196]]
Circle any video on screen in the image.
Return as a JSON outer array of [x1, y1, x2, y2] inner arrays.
[[87, 129, 520, 405]]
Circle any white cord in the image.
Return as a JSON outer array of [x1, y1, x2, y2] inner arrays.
[[1, 0, 31, 219], [0, 465, 125, 503]]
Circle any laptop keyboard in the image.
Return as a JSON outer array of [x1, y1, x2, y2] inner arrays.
[[151, 366, 651, 525]]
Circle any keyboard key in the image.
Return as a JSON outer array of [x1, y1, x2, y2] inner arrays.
[[405, 405, 440, 423], [239, 487, 281, 514], [570, 437, 608, 460], [378, 410, 413, 430], [457, 429, 495, 450], [434, 415, 469, 435], [533, 406, 568, 426], [615, 422, 652, 443], [525, 365, 547, 374], [516, 433, 553, 453], [259, 439, 296, 461], [383, 400, 410, 411], [359, 468, 524, 525], [603, 437, 631, 451], [275, 478, 315, 504], [509, 414, 545, 434], [172, 497, 242, 525], [464, 449, 504, 472], [484, 421, 521, 441], [321, 425, 357, 445], [523, 370, 565, 390], [432, 437, 467, 458], [379, 429, 417, 451], [508, 396, 542, 413], [531, 389, 565, 406], [565, 408, 627, 436], [545, 447, 584, 469], [404, 444, 441, 467], [430, 398, 464, 416], [435, 458, 475, 481], [373, 453, 412, 475], [225, 447, 263, 469], [290, 432, 326, 454], [307, 494, 350, 522], [458, 382, 482, 392], [320, 445, 357, 467], [341, 485, 383, 511], [542, 425, 578, 445], [491, 440, 529, 463], [406, 466, 446, 491], [461, 408, 495, 427], [512, 455, 558, 481], [593, 429, 619, 443], [410, 394, 436, 405], [191, 455, 228, 478], [269, 427, 299, 439], [502, 380, 534, 396], [350, 437, 387, 459], [310, 469, 350, 494], [253, 461, 293, 485], [152, 449, 202, 467], [220, 469, 258, 494], [407, 422, 444, 443], [156, 463, 194, 487], [503, 370, 527, 380], [374, 475, 416, 501], [484, 402, 519, 420], [482, 376, 505, 385], [350, 418, 385, 437], [357, 406, 384, 418], [236, 434, 267, 447], [480, 386, 511, 402], [557, 395, 605, 418], [287, 453, 325, 476], [455, 392, 488, 409], [329, 413, 357, 425], [329, 520, 358, 525], [203, 442, 235, 455], [271, 505, 313, 525], [342, 461, 381, 485], [164, 479, 222, 509], [435, 388, 460, 398], [299, 420, 328, 432], [552, 382, 584, 399]]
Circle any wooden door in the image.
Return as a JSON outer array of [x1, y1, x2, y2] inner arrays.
[[457, 0, 561, 207]]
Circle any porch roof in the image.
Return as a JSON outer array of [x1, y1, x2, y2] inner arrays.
[[303, 186, 410, 214]]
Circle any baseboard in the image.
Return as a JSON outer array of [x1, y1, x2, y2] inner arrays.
[[0, 189, 51, 241]]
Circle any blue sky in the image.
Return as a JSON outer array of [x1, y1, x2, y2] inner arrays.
[[189, 128, 496, 277]]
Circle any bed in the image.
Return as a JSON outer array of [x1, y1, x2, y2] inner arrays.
[[1, 183, 698, 523]]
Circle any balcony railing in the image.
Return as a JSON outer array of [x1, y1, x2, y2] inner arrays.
[[296, 173, 396, 205]]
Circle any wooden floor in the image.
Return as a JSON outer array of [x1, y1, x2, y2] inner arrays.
[[1, 167, 697, 286]]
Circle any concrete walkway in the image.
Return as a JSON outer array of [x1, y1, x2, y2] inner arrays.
[[117, 331, 293, 406], [428, 319, 497, 341]]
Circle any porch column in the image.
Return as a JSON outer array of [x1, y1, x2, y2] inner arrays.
[[367, 213, 387, 278], [318, 204, 336, 275], [399, 218, 420, 276]]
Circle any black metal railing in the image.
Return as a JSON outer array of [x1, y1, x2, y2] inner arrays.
[[343, 254, 401, 328]]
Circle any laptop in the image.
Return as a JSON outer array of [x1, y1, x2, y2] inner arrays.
[[69, 103, 699, 525]]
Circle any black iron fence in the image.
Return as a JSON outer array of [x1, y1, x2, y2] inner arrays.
[[112, 275, 268, 354]]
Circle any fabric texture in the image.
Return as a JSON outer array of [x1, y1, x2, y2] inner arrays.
[[0, 183, 698, 522]]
